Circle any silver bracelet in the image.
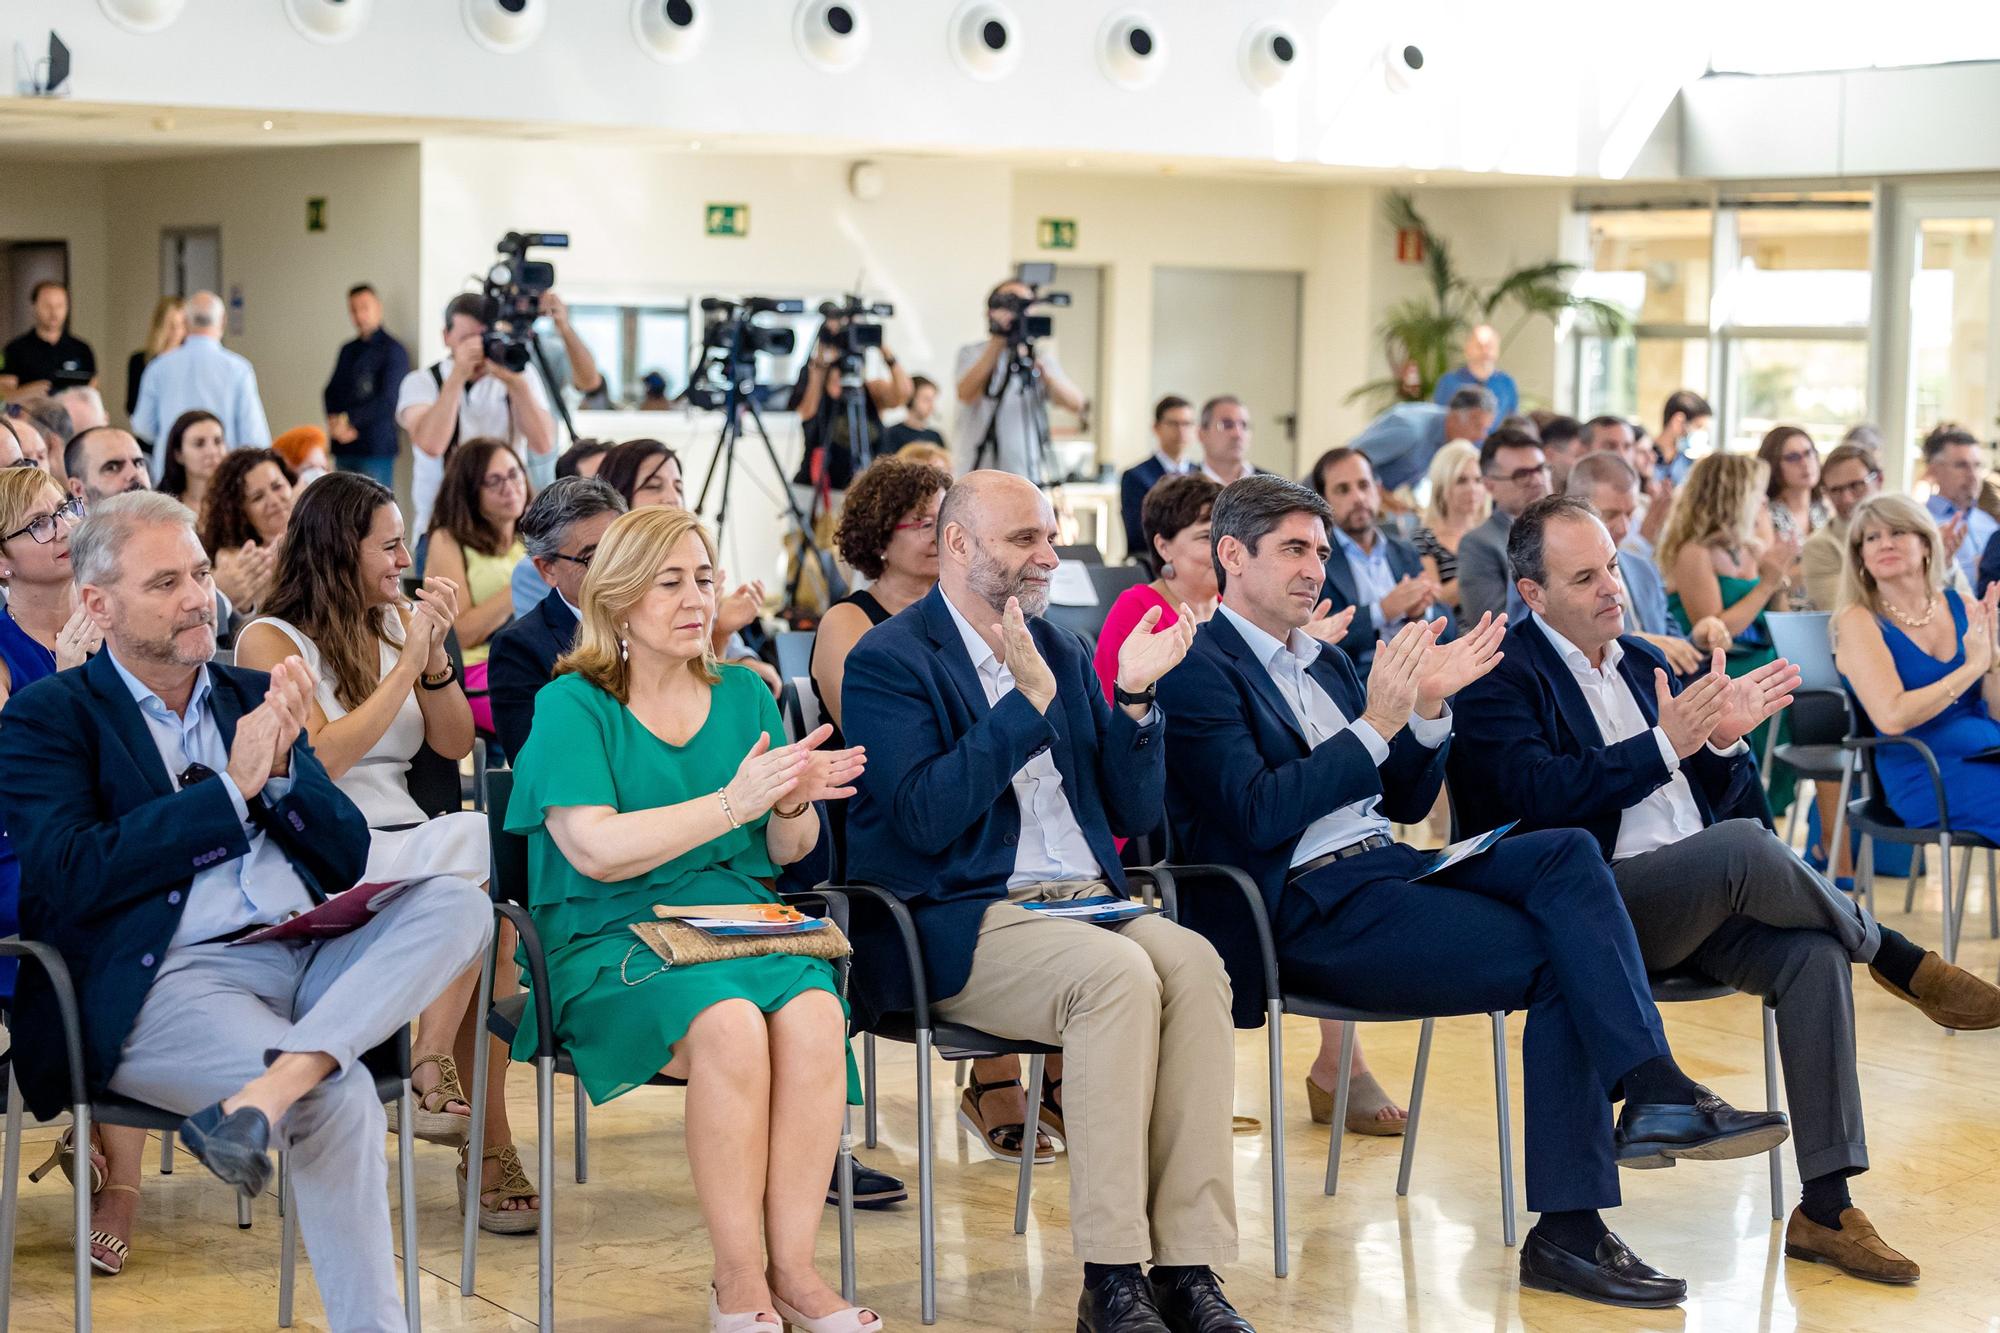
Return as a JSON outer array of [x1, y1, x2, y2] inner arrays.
[[716, 787, 742, 830]]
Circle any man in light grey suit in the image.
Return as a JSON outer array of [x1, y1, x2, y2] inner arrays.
[[1457, 426, 1549, 624]]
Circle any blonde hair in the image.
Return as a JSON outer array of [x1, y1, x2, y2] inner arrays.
[[1838, 492, 1947, 618], [1421, 438, 1489, 530], [1657, 452, 1767, 575], [0, 467, 67, 580], [895, 441, 953, 474], [556, 506, 720, 701], [144, 295, 185, 359]]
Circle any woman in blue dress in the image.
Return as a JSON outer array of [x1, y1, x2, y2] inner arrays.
[[1834, 492, 2000, 850]]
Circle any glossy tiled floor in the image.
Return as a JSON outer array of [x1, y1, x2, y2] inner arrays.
[[7, 870, 1998, 1331]]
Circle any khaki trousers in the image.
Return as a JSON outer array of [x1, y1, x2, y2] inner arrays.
[[933, 882, 1239, 1266]]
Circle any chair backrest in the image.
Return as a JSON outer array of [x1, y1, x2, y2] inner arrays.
[[483, 768, 531, 908], [774, 629, 816, 681], [1766, 610, 1838, 691], [784, 675, 824, 741], [1786, 688, 1853, 749], [1054, 543, 1103, 566]]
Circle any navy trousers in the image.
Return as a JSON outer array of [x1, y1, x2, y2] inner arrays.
[[1278, 828, 1669, 1213]]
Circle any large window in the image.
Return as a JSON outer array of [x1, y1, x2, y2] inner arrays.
[[1572, 209, 1712, 430]]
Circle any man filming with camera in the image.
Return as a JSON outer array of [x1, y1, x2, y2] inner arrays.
[[953, 275, 1084, 479], [790, 304, 912, 494], [396, 292, 556, 535]]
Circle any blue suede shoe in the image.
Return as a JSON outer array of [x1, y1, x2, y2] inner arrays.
[[178, 1102, 274, 1199]]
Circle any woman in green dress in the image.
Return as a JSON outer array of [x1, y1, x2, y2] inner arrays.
[[507, 505, 879, 1333], [1659, 451, 1800, 818]]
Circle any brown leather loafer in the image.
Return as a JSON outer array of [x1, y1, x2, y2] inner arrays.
[[1783, 1207, 1920, 1285], [1872, 951, 2000, 1030]]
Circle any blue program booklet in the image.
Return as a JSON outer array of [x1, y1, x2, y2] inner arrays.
[[675, 916, 833, 938], [1412, 821, 1517, 881], [1022, 896, 1156, 925]]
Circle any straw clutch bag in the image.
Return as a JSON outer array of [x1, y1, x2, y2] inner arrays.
[[627, 903, 851, 969]]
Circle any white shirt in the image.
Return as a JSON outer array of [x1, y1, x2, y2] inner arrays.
[[396, 361, 553, 535], [950, 343, 1067, 479], [1218, 605, 1450, 867], [1152, 449, 1192, 475], [1530, 615, 1721, 860], [1200, 461, 1255, 486], [940, 592, 1105, 888]]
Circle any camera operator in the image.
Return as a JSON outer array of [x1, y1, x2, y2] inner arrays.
[[396, 292, 555, 535], [788, 313, 912, 494], [533, 290, 613, 412], [953, 277, 1083, 478]]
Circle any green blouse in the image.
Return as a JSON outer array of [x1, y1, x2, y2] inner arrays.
[[505, 666, 857, 1105]]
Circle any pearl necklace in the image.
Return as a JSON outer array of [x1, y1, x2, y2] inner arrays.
[[1883, 594, 1939, 629]]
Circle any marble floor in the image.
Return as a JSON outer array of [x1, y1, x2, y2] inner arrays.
[[6, 871, 1998, 1331]]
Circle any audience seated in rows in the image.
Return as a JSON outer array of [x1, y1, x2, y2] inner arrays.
[[423, 438, 531, 737], [503, 505, 876, 1331], [841, 471, 1256, 1333], [1309, 447, 1450, 674], [200, 447, 297, 618], [1453, 492, 2000, 1286], [0, 491, 491, 1330], [235, 471, 536, 1233], [1155, 474, 1791, 1311]]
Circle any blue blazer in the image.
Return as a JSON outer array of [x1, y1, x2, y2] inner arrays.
[[1156, 612, 1448, 1027], [489, 588, 577, 762], [1320, 528, 1454, 668], [1447, 621, 1768, 860], [841, 587, 1165, 1023], [0, 653, 369, 1119], [1120, 456, 1174, 560]]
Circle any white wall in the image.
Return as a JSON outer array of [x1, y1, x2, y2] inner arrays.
[[101, 145, 422, 438]]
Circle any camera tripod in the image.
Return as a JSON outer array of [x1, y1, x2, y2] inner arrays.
[[970, 334, 1058, 487]]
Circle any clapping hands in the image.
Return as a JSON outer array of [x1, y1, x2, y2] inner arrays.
[[1302, 600, 1358, 647], [1114, 603, 1197, 700], [725, 725, 866, 822], [1414, 611, 1506, 713], [226, 656, 316, 799]]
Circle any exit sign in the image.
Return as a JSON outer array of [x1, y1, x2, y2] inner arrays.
[[1037, 217, 1078, 250], [705, 203, 750, 238], [306, 197, 326, 233]]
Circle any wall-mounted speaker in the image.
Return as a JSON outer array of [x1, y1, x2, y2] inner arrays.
[[631, 0, 705, 64], [1238, 20, 1300, 92], [284, 0, 372, 45], [794, 0, 870, 72], [462, 0, 547, 55], [97, 0, 185, 34], [1384, 41, 1428, 94], [1097, 10, 1165, 91], [948, 1, 1021, 82]]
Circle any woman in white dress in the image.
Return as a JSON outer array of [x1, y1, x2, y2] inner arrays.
[[236, 471, 538, 1233]]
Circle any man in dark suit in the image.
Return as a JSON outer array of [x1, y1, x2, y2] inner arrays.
[[1450, 494, 2000, 1286], [1154, 474, 1789, 1311], [843, 470, 1254, 1333], [0, 492, 490, 1331], [1119, 395, 1197, 561], [1307, 446, 1449, 669], [1457, 426, 1551, 624]]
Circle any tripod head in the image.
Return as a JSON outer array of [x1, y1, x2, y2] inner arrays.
[[687, 296, 804, 409]]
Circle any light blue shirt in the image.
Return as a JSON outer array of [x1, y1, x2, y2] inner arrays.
[[1926, 494, 1998, 589], [1217, 605, 1450, 867], [511, 557, 552, 619], [106, 651, 315, 951], [133, 336, 272, 474], [1433, 366, 1518, 419], [1348, 401, 1449, 493], [1335, 527, 1403, 636]]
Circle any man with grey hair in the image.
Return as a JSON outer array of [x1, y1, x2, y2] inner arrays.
[[0, 491, 491, 1332], [132, 289, 271, 473], [1349, 383, 1497, 494], [1563, 451, 1707, 675], [54, 383, 106, 434]]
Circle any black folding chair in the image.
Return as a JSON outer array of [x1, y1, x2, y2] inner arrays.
[[464, 770, 857, 1333], [0, 941, 421, 1333]]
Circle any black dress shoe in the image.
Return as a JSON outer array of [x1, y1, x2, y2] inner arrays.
[[825, 1158, 907, 1210], [1149, 1267, 1255, 1333], [1519, 1228, 1687, 1308], [1077, 1267, 1171, 1332], [1616, 1086, 1788, 1167], [178, 1102, 274, 1199]]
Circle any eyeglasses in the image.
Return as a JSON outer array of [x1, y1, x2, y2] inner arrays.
[[1824, 476, 1877, 501], [1780, 451, 1816, 466], [480, 469, 527, 493], [178, 761, 217, 789], [546, 549, 593, 569], [5, 457, 35, 469], [1, 497, 84, 545], [1485, 464, 1551, 485], [894, 517, 938, 533]]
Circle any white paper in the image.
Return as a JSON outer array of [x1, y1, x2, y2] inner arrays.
[[1048, 561, 1099, 607]]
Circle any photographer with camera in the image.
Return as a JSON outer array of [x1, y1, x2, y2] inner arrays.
[[788, 306, 912, 495], [534, 290, 613, 412], [396, 293, 555, 536], [953, 275, 1084, 479]]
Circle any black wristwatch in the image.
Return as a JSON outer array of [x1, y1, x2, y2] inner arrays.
[[1113, 682, 1156, 707]]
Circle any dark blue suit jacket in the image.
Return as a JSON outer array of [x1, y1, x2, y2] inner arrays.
[[489, 588, 576, 762], [841, 586, 1165, 1023], [0, 653, 369, 1118], [1979, 529, 2000, 598], [1119, 455, 1176, 560], [1321, 528, 1453, 668], [1156, 611, 1449, 1026], [1448, 620, 1768, 859]]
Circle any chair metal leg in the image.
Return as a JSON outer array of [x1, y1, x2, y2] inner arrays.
[[461, 944, 497, 1297], [837, 1106, 856, 1303], [238, 1191, 252, 1229], [71, 1103, 92, 1333], [1829, 762, 1852, 884], [1490, 1013, 1516, 1248], [573, 1079, 588, 1184], [1015, 1054, 1043, 1235], [863, 1034, 878, 1150], [1784, 790, 1805, 850], [399, 1082, 422, 1333], [953, 1058, 967, 1089], [0, 1069, 21, 1333], [1954, 844, 1976, 948], [1941, 833, 1958, 964], [1395, 1019, 1435, 1198], [1860, 834, 1878, 917], [1988, 848, 1999, 940], [159, 1127, 174, 1175], [1762, 1005, 1783, 1223], [1267, 1003, 1288, 1279], [277, 1153, 296, 1328], [915, 1031, 937, 1325], [1323, 1020, 1355, 1196], [536, 1057, 555, 1333], [1902, 835, 1917, 914]]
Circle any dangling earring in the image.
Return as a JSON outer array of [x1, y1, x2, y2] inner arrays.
[[618, 624, 630, 660], [1160, 559, 1176, 580]]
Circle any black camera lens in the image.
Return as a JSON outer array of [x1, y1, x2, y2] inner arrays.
[[826, 5, 854, 36], [1271, 34, 1295, 63], [1127, 27, 1153, 58], [981, 19, 1007, 51]]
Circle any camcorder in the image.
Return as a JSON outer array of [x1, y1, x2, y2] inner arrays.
[[686, 296, 805, 409], [817, 293, 894, 359], [988, 261, 1069, 346], [480, 230, 568, 372]]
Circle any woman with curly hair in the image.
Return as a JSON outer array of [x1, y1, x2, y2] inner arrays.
[[199, 446, 297, 616], [157, 409, 226, 516], [425, 438, 530, 734]]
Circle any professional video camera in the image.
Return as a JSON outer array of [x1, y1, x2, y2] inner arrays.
[[986, 260, 1069, 347], [816, 293, 894, 359], [479, 230, 568, 373], [971, 262, 1071, 484], [685, 296, 804, 410]]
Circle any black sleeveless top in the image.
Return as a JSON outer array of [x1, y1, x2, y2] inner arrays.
[[809, 589, 891, 880]]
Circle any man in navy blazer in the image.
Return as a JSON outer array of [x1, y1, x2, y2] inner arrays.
[[1155, 475, 1789, 1311], [1450, 494, 2000, 1285], [843, 470, 1256, 1333], [0, 493, 490, 1330], [1118, 394, 1197, 560], [1309, 447, 1450, 669]]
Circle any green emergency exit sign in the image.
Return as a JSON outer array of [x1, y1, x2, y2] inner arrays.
[[1037, 217, 1079, 250], [705, 203, 750, 238]]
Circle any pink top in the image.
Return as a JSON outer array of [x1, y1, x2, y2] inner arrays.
[[1093, 583, 1179, 703]]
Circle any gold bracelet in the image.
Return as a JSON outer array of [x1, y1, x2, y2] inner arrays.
[[773, 801, 809, 819]]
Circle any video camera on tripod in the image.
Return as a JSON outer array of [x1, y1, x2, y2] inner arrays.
[[987, 260, 1069, 348], [972, 261, 1072, 484], [479, 231, 568, 373], [686, 296, 804, 410], [816, 293, 894, 362]]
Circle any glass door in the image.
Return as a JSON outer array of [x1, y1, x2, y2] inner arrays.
[[1908, 216, 1994, 447]]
